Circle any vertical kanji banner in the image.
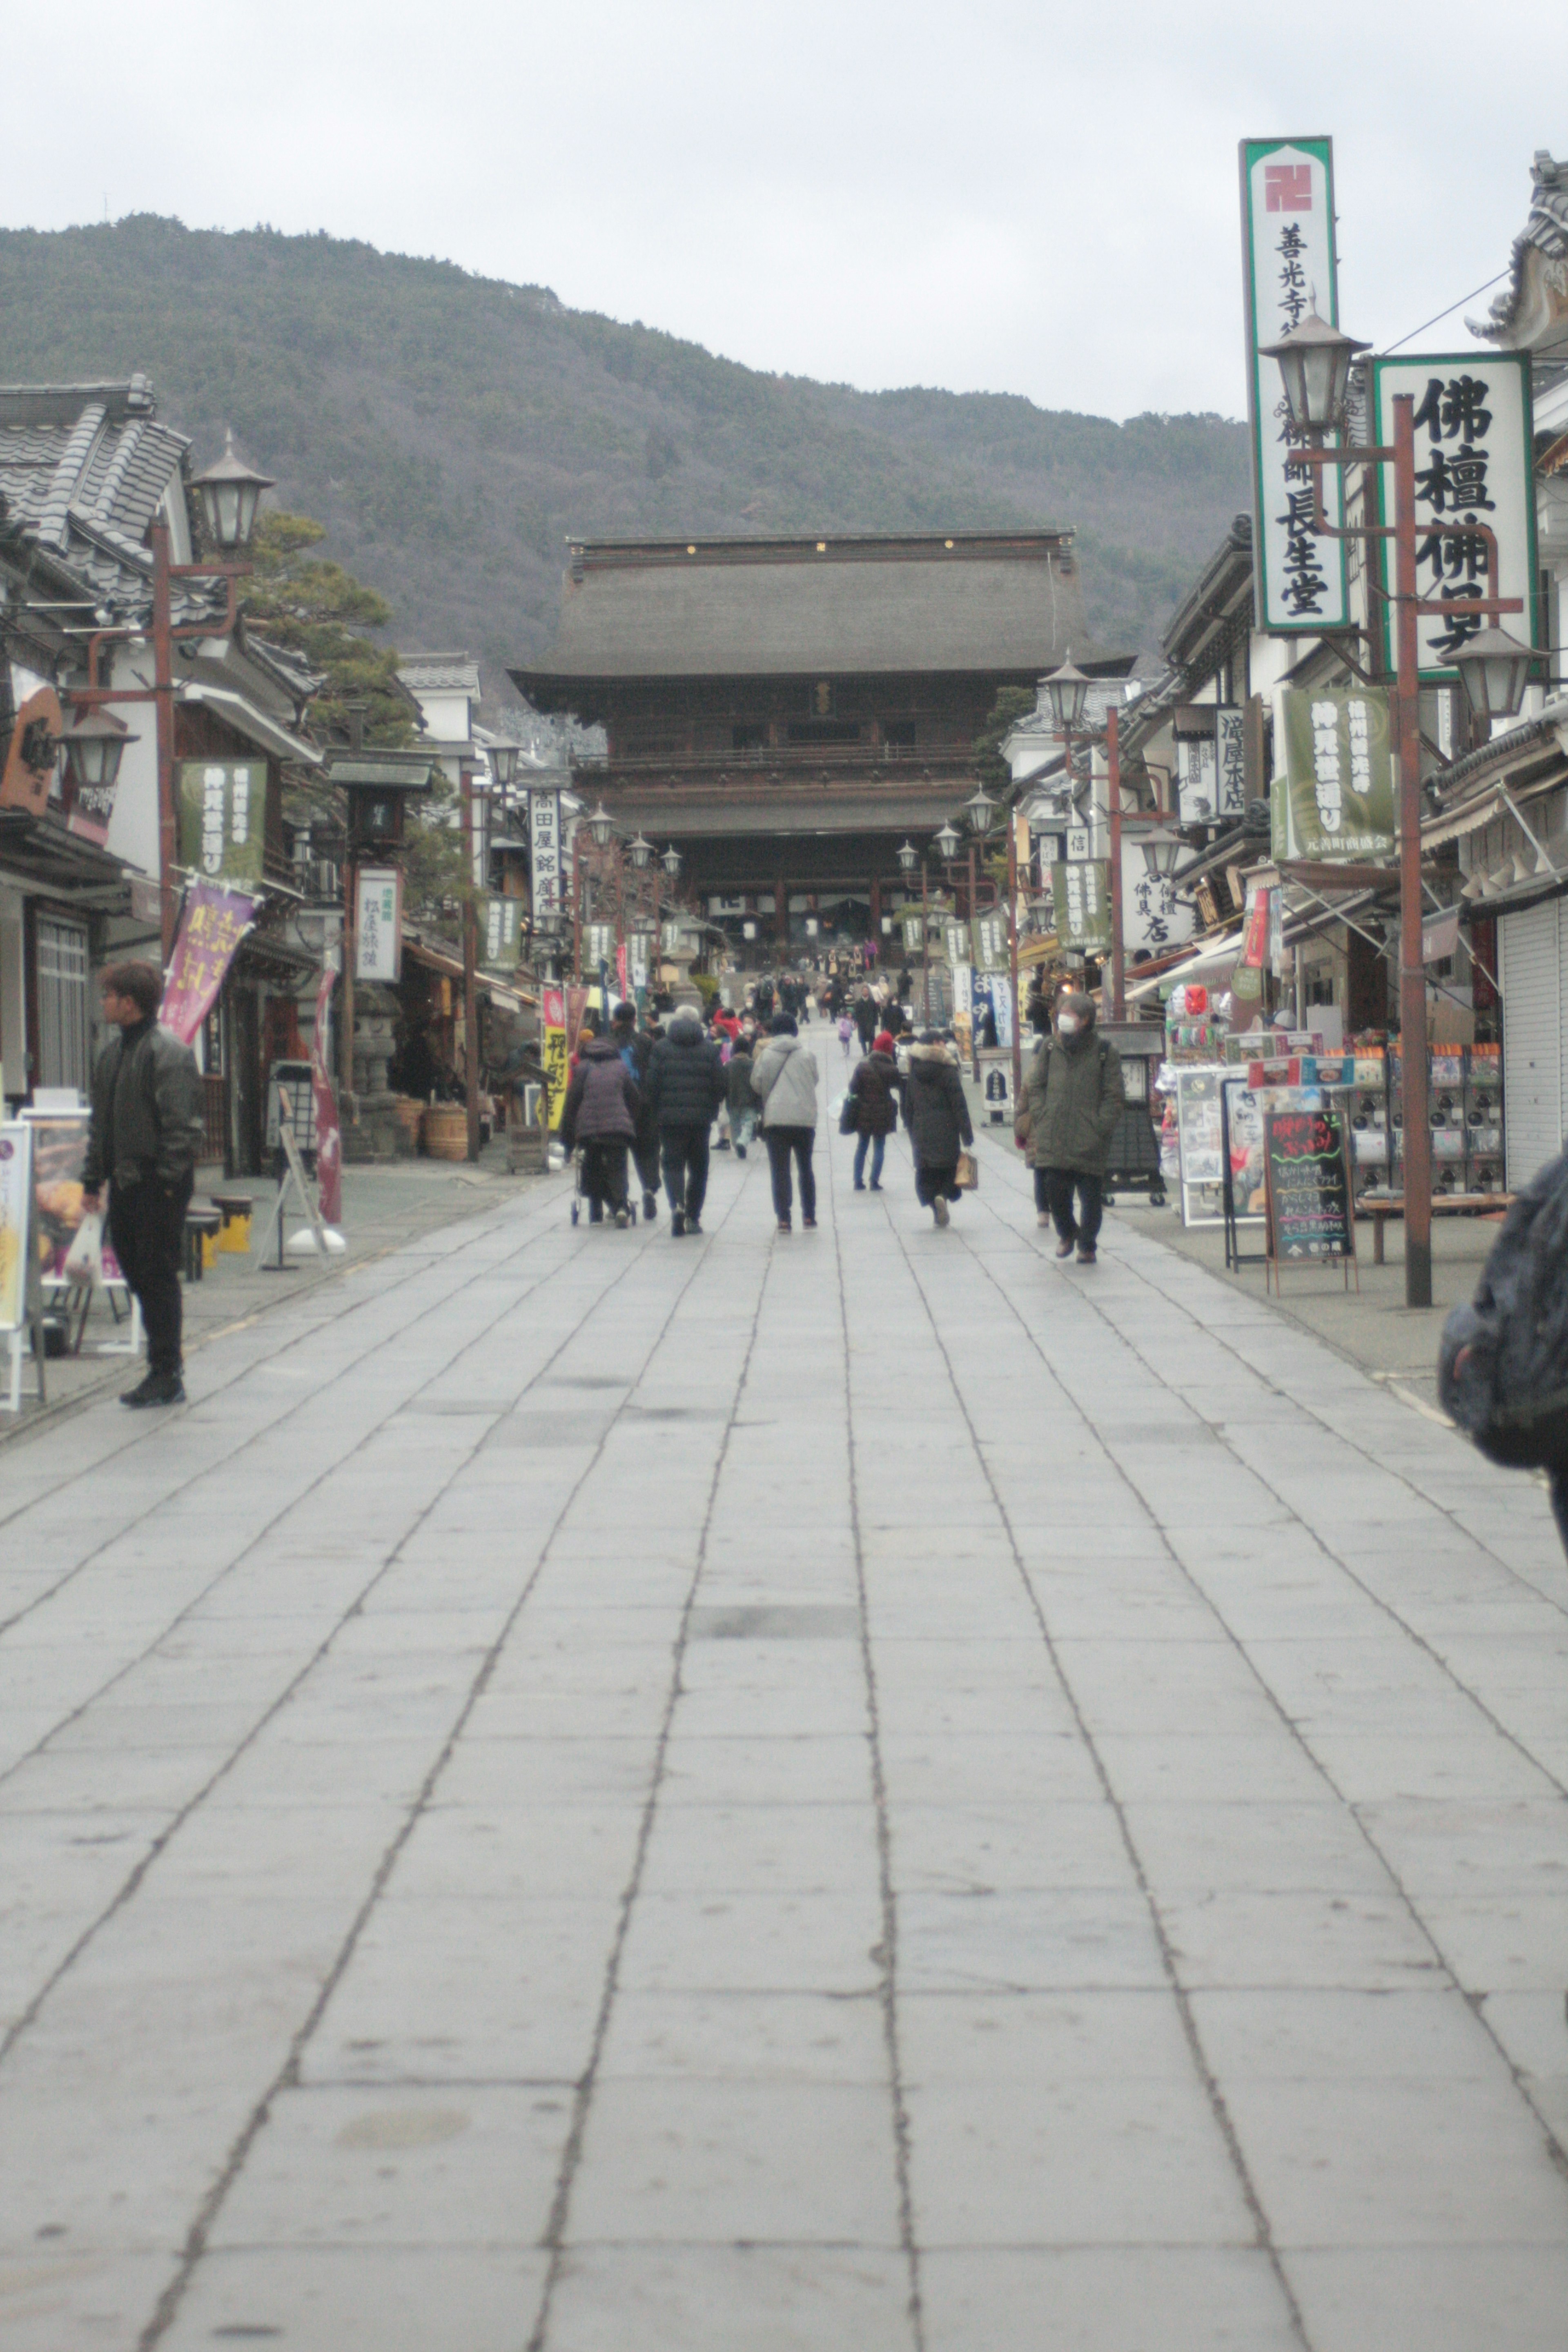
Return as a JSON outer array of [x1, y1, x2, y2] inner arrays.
[[1239, 138, 1350, 635], [1280, 688, 1395, 860], [1371, 352, 1539, 683], [159, 883, 257, 1043], [310, 964, 343, 1227], [177, 761, 266, 885]]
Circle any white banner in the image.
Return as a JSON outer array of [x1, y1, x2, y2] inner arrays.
[[529, 789, 562, 923], [355, 867, 402, 982], [1240, 138, 1349, 634], [1176, 737, 1218, 824], [1372, 351, 1539, 683]]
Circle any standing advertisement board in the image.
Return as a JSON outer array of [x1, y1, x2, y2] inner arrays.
[[0, 1123, 32, 1334], [1370, 352, 1539, 682], [1239, 137, 1350, 635]]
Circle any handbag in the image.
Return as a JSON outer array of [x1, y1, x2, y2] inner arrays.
[[838, 1094, 858, 1136], [954, 1149, 978, 1191]]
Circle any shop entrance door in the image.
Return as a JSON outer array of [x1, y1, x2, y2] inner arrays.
[[1500, 899, 1562, 1190]]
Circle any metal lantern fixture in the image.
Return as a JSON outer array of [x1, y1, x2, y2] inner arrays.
[[1453, 626, 1535, 724], [1043, 653, 1091, 734], [587, 802, 617, 849], [933, 820, 961, 863], [962, 784, 998, 838], [490, 741, 520, 791], [1136, 825, 1186, 880], [628, 832, 654, 870], [1258, 304, 1370, 437], [60, 705, 135, 792], [189, 431, 275, 553], [662, 843, 683, 878], [896, 838, 919, 875]]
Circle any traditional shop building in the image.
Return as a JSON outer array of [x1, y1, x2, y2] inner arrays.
[[0, 376, 323, 1167], [512, 531, 1130, 957]]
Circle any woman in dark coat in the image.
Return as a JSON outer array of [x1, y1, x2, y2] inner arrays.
[[846, 1029, 900, 1191], [561, 1032, 642, 1226], [902, 1034, 974, 1228]]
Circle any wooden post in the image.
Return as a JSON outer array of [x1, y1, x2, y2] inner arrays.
[[1393, 394, 1432, 1310], [341, 857, 356, 1111], [461, 767, 481, 1164], [1107, 704, 1125, 1022], [151, 523, 177, 963]]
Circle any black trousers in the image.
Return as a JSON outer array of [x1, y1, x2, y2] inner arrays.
[[1044, 1166, 1103, 1250], [108, 1173, 193, 1376], [632, 1133, 661, 1200], [915, 1158, 958, 1206], [580, 1140, 629, 1214], [660, 1125, 710, 1218], [766, 1127, 816, 1221]]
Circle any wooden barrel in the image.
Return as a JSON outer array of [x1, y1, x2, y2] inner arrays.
[[392, 1095, 424, 1145], [422, 1105, 469, 1161]]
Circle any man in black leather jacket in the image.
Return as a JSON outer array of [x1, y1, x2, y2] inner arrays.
[[81, 961, 204, 1407]]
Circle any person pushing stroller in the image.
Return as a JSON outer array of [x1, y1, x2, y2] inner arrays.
[[561, 1028, 642, 1227]]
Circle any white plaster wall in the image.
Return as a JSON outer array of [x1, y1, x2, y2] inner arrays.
[[101, 640, 160, 878]]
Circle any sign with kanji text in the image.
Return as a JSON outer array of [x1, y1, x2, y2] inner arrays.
[[355, 867, 402, 982], [1278, 688, 1394, 861], [1240, 138, 1350, 635], [1123, 841, 1194, 958], [971, 911, 1009, 973], [159, 883, 257, 1044], [1065, 826, 1090, 863], [1371, 352, 1539, 683], [1216, 706, 1247, 817], [178, 760, 266, 885], [902, 912, 924, 955], [585, 922, 615, 967], [529, 789, 562, 922], [1052, 860, 1111, 953], [480, 894, 522, 971], [1177, 735, 1219, 823], [942, 919, 970, 969], [541, 985, 568, 1131]]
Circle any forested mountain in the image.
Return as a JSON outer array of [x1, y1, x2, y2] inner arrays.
[[0, 216, 1251, 702]]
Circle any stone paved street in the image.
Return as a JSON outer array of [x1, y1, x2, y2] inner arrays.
[[4, 1057, 1568, 2352]]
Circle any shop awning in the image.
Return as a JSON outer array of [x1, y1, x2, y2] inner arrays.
[[403, 933, 538, 1015], [1125, 923, 1243, 1004], [177, 684, 323, 767], [1422, 787, 1511, 850]]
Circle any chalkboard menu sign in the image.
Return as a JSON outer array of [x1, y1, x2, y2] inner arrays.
[[1263, 1105, 1355, 1267]]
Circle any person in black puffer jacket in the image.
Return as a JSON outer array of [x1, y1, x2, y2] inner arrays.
[[561, 1032, 642, 1225], [646, 1012, 726, 1235], [902, 1034, 973, 1227]]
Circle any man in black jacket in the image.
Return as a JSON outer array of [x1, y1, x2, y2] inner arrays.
[[645, 1012, 725, 1236], [81, 961, 204, 1407]]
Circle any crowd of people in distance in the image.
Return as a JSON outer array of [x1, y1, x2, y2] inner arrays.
[[559, 962, 1126, 1258]]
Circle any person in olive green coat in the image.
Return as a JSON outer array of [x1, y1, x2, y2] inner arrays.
[[1016, 990, 1123, 1265]]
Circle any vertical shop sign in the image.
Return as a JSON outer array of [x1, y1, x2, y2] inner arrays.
[[971, 911, 1008, 973], [479, 894, 521, 972], [529, 789, 562, 923], [355, 867, 403, 982], [1240, 138, 1350, 634], [1051, 861, 1112, 953], [177, 761, 266, 884], [1371, 352, 1539, 682], [1177, 736, 1219, 822], [541, 984, 568, 1130], [1216, 707, 1247, 817], [1279, 688, 1395, 859]]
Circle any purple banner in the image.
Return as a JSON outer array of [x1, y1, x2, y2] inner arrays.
[[159, 882, 256, 1045]]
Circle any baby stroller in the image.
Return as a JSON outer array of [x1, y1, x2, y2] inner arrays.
[[569, 1141, 634, 1228]]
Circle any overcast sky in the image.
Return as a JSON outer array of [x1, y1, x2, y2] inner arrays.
[[7, 0, 1556, 422]]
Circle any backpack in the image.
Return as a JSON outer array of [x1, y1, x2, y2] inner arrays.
[[1438, 1151, 1568, 1470]]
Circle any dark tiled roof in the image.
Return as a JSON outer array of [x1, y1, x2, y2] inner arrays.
[[0, 378, 192, 621], [514, 532, 1096, 685]]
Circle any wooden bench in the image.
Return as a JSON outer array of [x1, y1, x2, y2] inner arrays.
[[1356, 1190, 1513, 1265]]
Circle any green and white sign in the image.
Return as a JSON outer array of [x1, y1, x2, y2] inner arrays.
[[1371, 351, 1540, 684], [1051, 861, 1111, 953], [178, 760, 266, 885], [901, 912, 924, 956], [1239, 137, 1349, 635], [1276, 688, 1395, 862], [971, 911, 1009, 973], [480, 895, 523, 971]]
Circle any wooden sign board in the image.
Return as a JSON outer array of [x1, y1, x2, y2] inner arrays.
[[1262, 1104, 1358, 1292]]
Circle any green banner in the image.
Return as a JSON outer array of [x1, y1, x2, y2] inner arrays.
[[971, 911, 1009, 973], [177, 760, 266, 885], [901, 912, 924, 956], [479, 894, 523, 971], [1051, 861, 1111, 953], [1279, 688, 1394, 861]]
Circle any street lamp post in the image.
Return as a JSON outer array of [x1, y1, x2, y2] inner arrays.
[[64, 434, 274, 960], [1261, 306, 1528, 1309]]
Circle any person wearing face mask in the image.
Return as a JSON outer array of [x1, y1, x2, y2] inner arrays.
[[1017, 988, 1124, 1265]]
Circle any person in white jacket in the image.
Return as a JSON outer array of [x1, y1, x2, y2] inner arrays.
[[749, 1014, 820, 1232]]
